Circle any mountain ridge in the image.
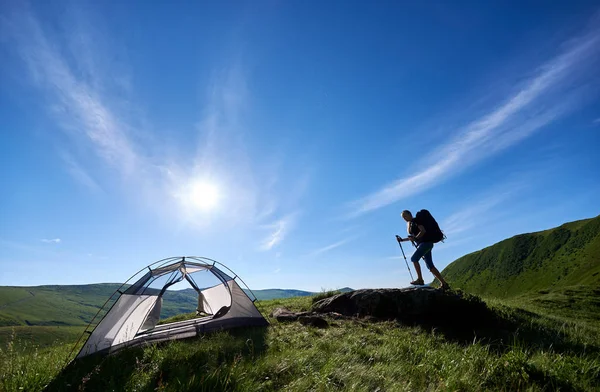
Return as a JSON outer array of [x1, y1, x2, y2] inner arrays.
[[442, 214, 600, 298], [0, 284, 352, 327]]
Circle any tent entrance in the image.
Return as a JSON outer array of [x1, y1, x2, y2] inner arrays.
[[134, 262, 233, 334]]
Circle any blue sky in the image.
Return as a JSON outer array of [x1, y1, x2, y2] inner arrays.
[[1, 1, 599, 291]]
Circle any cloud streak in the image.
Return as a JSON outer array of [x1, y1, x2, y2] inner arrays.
[[60, 152, 102, 194], [442, 192, 514, 237], [3, 5, 140, 176], [347, 23, 600, 218], [41, 238, 61, 244], [259, 213, 298, 251], [4, 4, 307, 242], [307, 236, 357, 257]]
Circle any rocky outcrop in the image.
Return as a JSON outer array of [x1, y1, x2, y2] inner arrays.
[[270, 288, 495, 330], [270, 307, 347, 328], [298, 315, 329, 328], [270, 307, 310, 322], [312, 287, 495, 327]]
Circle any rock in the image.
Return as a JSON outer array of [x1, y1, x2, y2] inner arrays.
[[311, 287, 494, 328], [325, 312, 346, 320], [298, 315, 329, 328], [270, 307, 310, 322]]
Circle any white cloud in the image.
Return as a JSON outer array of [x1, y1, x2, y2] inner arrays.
[[5, 7, 140, 176], [4, 4, 304, 238], [308, 236, 357, 257], [346, 24, 600, 218], [384, 256, 403, 261], [442, 190, 518, 237], [593, 117, 600, 124], [259, 213, 298, 251], [60, 152, 102, 193], [41, 238, 61, 244]]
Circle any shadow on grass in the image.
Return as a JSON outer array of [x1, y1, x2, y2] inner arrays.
[[43, 326, 268, 392], [407, 291, 600, 357]]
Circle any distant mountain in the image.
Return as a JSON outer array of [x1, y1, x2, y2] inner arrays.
[[245, 289, 313, 300], [0, 284, 121, 327], [245, 287, 354, 300], [0, 284, 350, 327], [442, 215, 600, 298]]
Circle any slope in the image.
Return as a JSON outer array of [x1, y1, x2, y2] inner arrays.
[[0, 284, 323, 327], [442, 215, 600, 299]]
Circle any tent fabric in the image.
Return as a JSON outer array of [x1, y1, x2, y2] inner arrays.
[[76, 257, 268, 359]]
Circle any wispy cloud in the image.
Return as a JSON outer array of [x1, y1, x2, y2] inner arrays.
[[3, 4, 139, 176], [442, 190, 518, 237], [593, 117, 600, 124], [384, 256, 403, 261], [41, 238, 61, 244], [346, 22, 600, 218], [60, 152, 102, 194], [308, 236, 357, 257], [259, 213, 299, 251], [4, 4, 304, 239]]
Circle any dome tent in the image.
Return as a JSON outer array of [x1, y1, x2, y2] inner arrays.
[[74, 256, 268, 359]]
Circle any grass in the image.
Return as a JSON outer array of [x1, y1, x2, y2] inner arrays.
[[0, 326, 84, 350], [0, 329, 74, 392], [1, 292, 599, 392], [442, 215, 600, 298], [311, 289, 343, 304]]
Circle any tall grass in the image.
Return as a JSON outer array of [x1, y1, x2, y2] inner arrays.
[[0, 329, 71, 392], [2, 293, 600, 391]]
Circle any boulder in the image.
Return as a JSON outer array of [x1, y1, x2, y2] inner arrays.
[[312, 287, 494, 327], [270, 307, 310, 322], [298, 315, 329, 328]]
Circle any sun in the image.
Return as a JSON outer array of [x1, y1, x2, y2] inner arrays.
[[189, 181, 219, 211]]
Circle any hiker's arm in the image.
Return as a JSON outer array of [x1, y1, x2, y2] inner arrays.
[[413, 224, 426, 240]]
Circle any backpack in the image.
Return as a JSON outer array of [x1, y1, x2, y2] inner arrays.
[[416, 209, 446, 243]]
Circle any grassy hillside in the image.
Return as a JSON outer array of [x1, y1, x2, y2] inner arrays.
[[249, 289, 313, 300], [2, 293, 599, 392], [0, 284, 122, 327], [442, 215, 600, 298], [0, 283, 329, 329]]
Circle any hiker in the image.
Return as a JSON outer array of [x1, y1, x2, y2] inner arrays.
[[397, 209, 449, 289]]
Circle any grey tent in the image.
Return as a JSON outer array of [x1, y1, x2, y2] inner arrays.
[[74, 256, 268, 359]]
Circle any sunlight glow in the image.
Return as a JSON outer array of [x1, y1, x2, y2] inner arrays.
[[189, 181, 219, 211]]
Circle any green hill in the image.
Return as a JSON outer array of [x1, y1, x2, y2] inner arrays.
[[442, 215, 600, 299], [0, 283, 329, 328], [0, 284, 122, 327]]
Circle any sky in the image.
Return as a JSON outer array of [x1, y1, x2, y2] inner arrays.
[[1, 0, 599, 292]]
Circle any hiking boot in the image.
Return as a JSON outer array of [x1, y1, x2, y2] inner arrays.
[[410, 278, 425, 285]]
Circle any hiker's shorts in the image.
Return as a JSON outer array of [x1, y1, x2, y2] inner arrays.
[[411, 242, 435, 269]]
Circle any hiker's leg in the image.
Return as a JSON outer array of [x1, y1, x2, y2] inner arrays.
[[411, 243, 433, 282], [429, 266, 448, 287], [423, 251, 448, 287], [412, 260, 423, 281]]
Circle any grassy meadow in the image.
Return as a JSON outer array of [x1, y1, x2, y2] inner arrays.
[[1, 289, 599, 392]]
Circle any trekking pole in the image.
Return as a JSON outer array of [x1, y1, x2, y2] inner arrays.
[[395, 235, 414, 281]]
